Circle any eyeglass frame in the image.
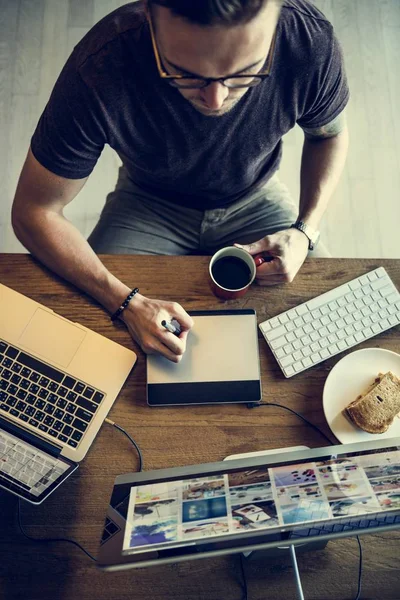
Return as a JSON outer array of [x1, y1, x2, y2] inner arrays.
[[147, 9, 277, 89]]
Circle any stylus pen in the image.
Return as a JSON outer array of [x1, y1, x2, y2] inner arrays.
[[161, 319, 182, 336]]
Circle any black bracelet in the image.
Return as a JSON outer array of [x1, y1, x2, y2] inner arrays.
[[110, 288, 139, 322]]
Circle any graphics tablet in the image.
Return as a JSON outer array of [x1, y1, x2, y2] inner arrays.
[[97, 439, 400, 571], [147, 310, 261, 406]]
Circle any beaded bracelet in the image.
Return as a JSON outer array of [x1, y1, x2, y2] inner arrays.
[[110, 288, 139, 322]]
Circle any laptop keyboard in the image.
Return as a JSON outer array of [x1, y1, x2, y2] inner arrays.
[[0, 428, 67, 495], [0, 340, 106, 449], [290, 512, 400, 539]]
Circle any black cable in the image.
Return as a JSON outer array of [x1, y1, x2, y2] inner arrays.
[[248, 401, 334, 445], [16, 420, 143, 562], [107, 420, 143, 472], [17, 498, 98, 561], [354, 536, 363, 600], [239, 553, 248, 600]]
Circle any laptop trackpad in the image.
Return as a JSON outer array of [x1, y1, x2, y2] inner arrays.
[[18, 308, 86, 368]]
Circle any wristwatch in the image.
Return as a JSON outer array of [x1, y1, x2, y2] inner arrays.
[[290, 220, 320, 251]]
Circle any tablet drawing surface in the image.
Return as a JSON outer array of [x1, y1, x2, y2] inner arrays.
[[147, 310, 261, 406]]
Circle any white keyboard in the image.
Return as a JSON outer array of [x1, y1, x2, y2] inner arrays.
[[259, 267, 400, 378]]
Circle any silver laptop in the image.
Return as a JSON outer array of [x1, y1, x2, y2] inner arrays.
[[0, 283, 137, 504]]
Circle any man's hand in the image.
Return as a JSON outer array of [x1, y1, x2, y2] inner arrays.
[[121, 294, 194, 362], [236, 228, 309, 286]]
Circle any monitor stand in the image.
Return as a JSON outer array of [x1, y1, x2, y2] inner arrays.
[[224, 447, 324, 600]]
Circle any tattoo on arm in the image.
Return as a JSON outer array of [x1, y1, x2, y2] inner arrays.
[[302, 110, 347, 140]]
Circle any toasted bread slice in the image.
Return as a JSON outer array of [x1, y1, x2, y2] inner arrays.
[[344, 371, 400, 434]]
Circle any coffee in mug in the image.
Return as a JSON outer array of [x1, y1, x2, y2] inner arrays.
[[209, 246, 256, 300]]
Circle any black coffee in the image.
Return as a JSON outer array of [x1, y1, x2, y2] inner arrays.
[[211, 256, 251, 290]]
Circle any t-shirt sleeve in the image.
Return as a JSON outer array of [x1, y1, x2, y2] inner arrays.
[[31, 60, 106, 179], [297, 27, 349, 130]]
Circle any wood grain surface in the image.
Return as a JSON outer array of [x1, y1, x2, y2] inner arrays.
[[0, 254, 399, 599]]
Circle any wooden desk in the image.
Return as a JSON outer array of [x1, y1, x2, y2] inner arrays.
[[1, 255, 399, 600]]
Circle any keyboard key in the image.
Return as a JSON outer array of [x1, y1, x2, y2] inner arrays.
[[10, 408, 19, 417], [20, 378, 30, 390], [63, 413, 73, 425], [62, 425, 73, 437], [48, 393, 58, 404], [57, 398, 67, 409], [6, 346, 18, 359], [66, 391, 77, 402], [74, 382, 85, 394], [72, 418, 88, 432], [29, 372, 40, 383], [38, 424, 49, 433], [281, 356, 294, 368], [29, 418, 39, 428], [0, 341, 7, 353], [48, 429, 58, 437], [84, 387, 96, 400], [58, 434, 68, 443], [35, 411, 45, 422], [67, 439, 78, 448], [58, 386, 68, 398], [72, 430, 83, 442], [11, 374, 21, 385], [16, 401, 27, 412], [44, 403, 55, 415], [16, 389, 27, 401], [48, 382, 59, 392], [76, 397, 98, 413], [2, 357, 12, 368], [63, 376, 76, 389], [6, 396, 17, 407], [44, 416, 54, 426], [54, 409, 64, 420], [267, 325, 287, 341], [54, 420, 64, 432], [25, 406, 35, 417], [39, 377, 50, 388]]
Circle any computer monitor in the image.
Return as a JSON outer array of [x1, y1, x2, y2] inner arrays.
[[97, 438, 400, 571]]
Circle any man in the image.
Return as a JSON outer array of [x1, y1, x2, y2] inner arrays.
[[11, 0, 349, 362]]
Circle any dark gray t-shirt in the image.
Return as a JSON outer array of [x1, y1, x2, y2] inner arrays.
[[31, 0, 349, 210]]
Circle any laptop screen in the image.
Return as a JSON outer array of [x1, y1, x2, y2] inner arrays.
[[97, 439, 400, 570]]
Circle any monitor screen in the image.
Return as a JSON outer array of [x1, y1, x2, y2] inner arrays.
[[97, 439, 400, 570]]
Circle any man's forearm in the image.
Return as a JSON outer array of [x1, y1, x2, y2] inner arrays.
[[298, 125, 349, 229], [12, 209, 130, 314]]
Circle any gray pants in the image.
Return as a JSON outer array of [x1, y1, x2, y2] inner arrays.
[[88, 168, 330, 256]]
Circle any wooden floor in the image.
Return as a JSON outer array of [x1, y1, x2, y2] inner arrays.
[[0, 0, 399, 257]]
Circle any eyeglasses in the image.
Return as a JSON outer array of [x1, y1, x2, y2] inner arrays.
[[147, 11, 276, 90]]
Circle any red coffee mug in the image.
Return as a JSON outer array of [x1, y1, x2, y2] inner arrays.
[[209, 246, 257, 300]]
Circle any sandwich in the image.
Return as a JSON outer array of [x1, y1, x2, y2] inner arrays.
[[344, 371, 400, 434]]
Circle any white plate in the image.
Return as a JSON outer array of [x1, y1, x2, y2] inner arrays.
[[323, 348, 400, 444]]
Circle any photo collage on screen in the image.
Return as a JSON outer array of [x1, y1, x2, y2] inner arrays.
[[122, 449, 400, 553]]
